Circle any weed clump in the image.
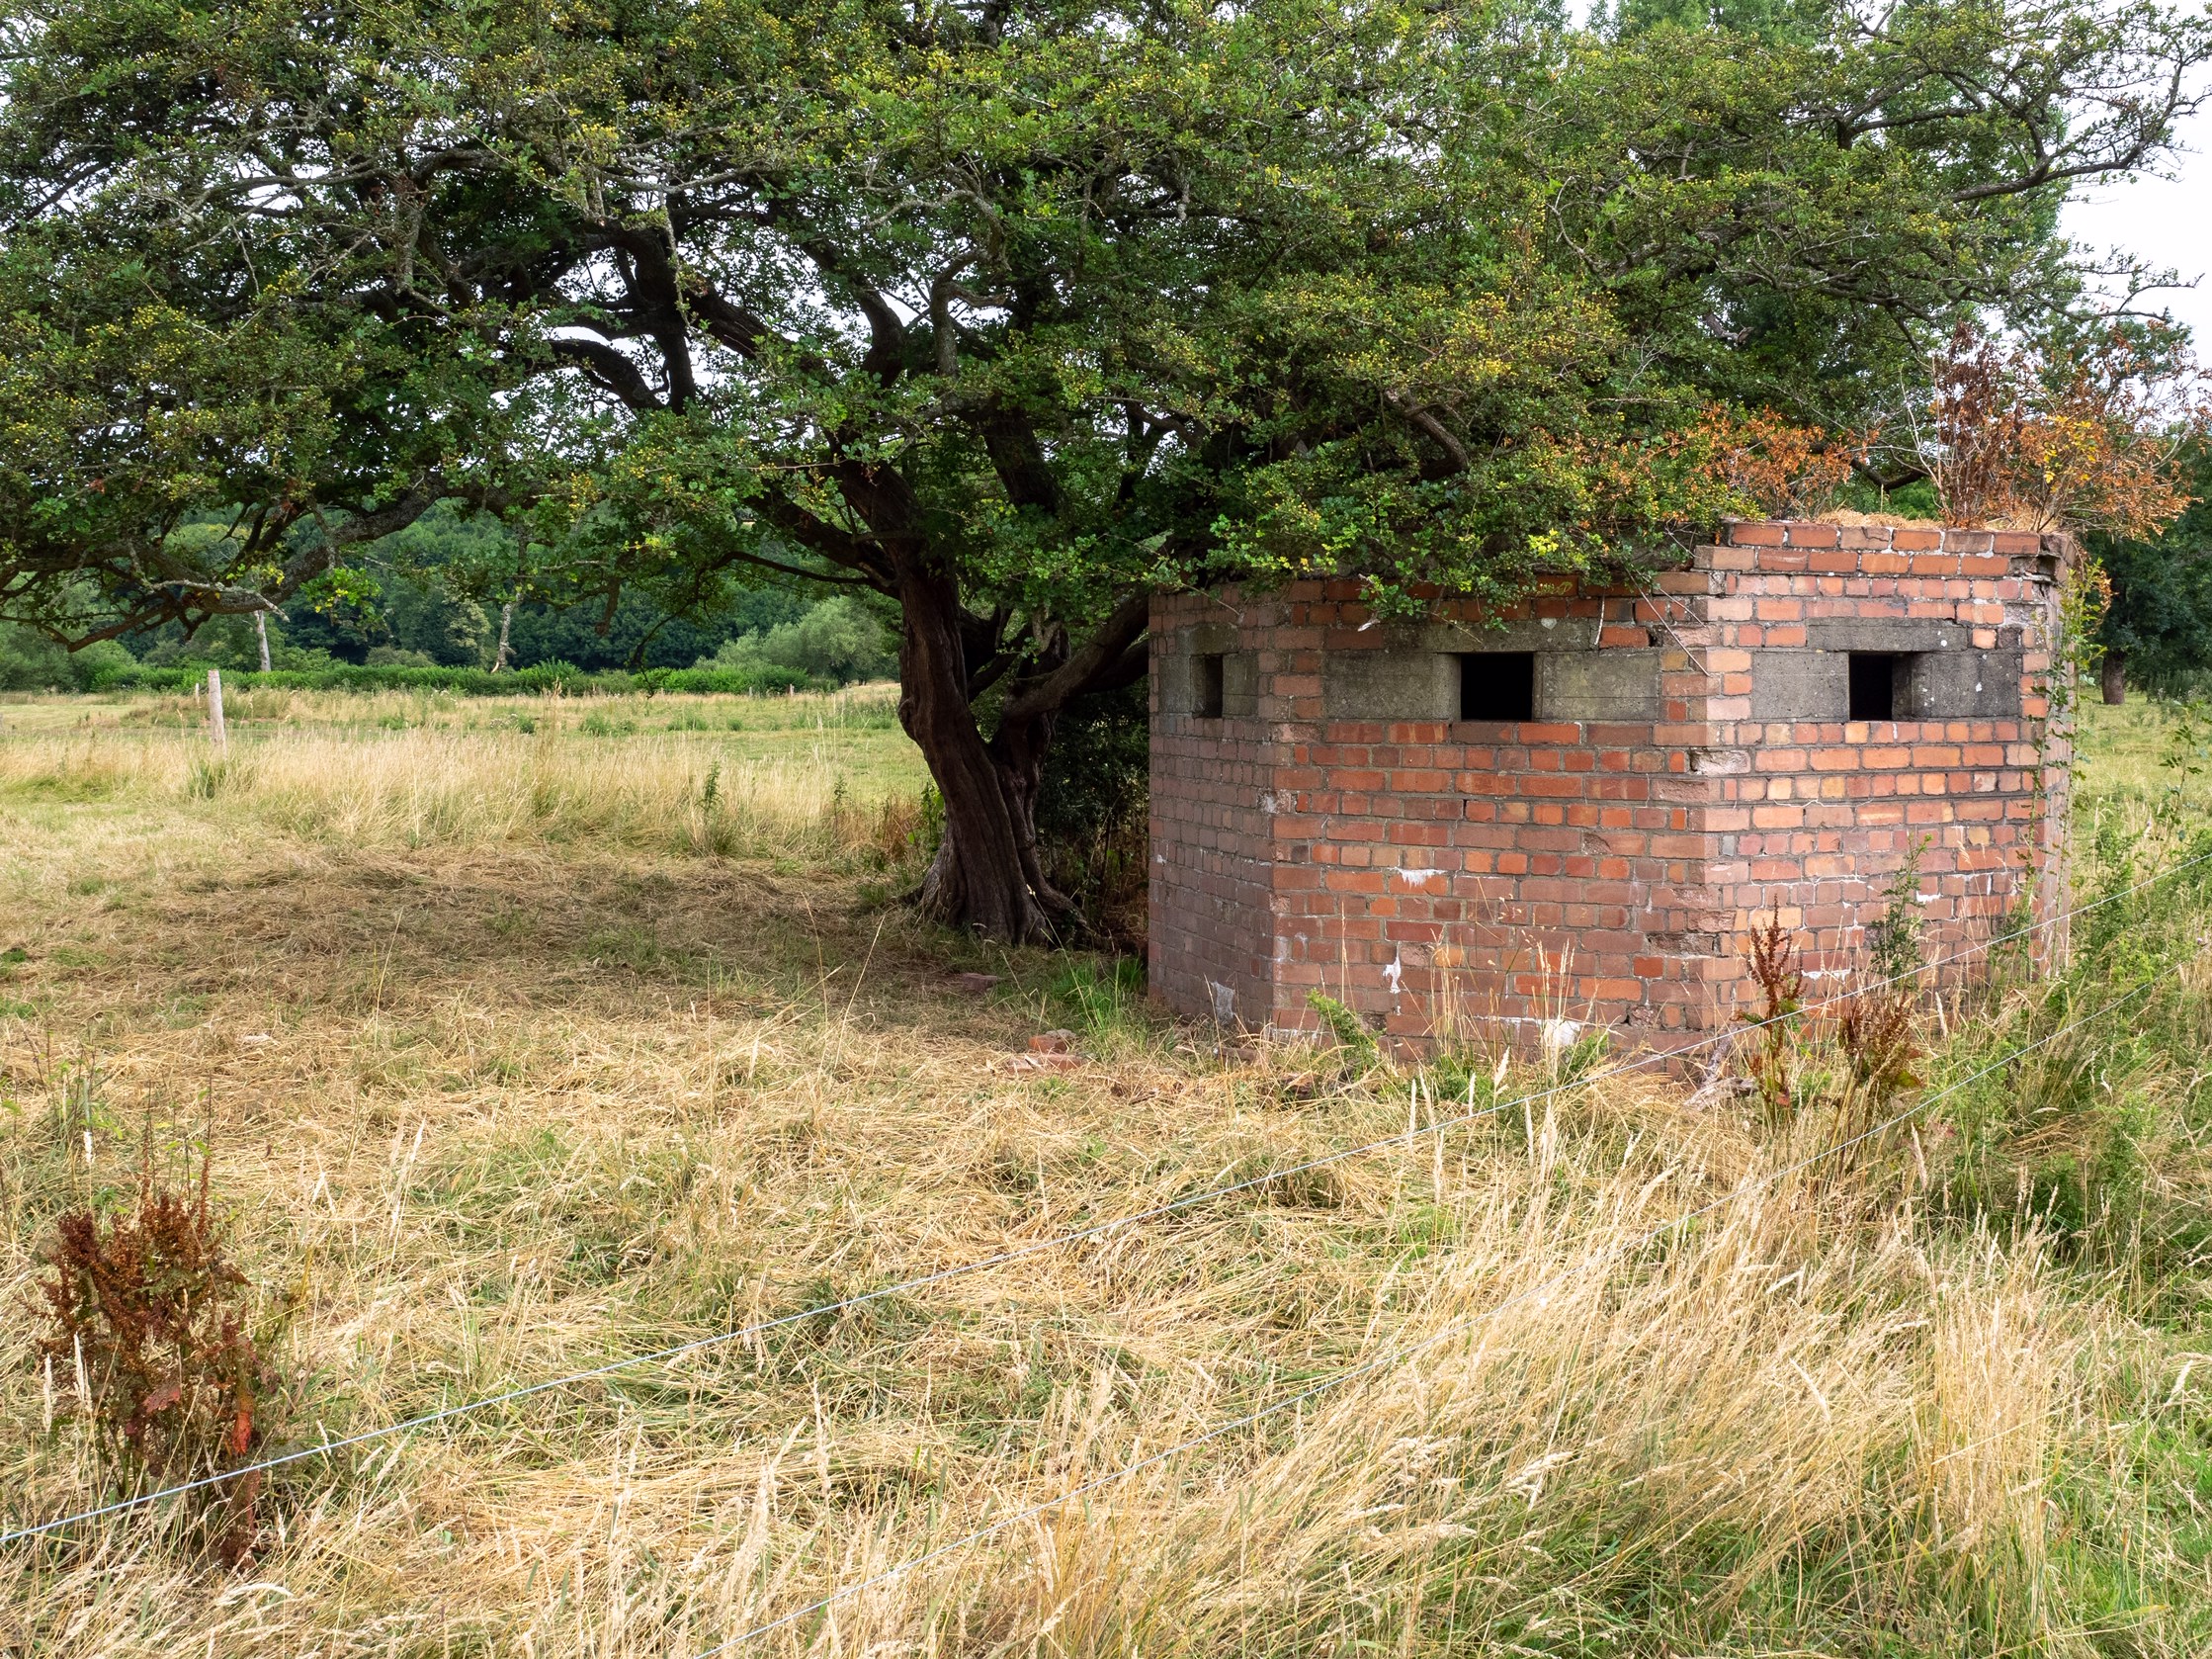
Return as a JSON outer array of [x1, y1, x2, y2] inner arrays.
[[1834, 850, 1928, 1141], [32, 1143, 289, 1565], [1739, 905, 1804, 1124], [1306, 991, 1381, 1075], [1835, 983, 1920, 1106], [183, 755, 246, 799]]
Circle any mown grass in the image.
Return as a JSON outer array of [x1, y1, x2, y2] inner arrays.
[[0, 694, 2203, 1656]]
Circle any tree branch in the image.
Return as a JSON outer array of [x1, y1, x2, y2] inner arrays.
[[549, 336, 666, 411], [999, 590, 1150, 725], [1384, 389, 1471, 474]]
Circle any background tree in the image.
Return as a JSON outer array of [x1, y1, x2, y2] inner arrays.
[[3, 0, 2206, 937], [2092, 441, 2212, 701]]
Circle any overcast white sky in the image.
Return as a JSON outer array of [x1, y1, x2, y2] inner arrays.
[[2062, 102, 2212, 345]]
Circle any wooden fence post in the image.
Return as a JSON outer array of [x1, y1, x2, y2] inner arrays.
[[208, 667, 227, 748]]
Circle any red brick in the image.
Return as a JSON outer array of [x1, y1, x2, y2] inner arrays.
[[1728, 521, 1788, 546]]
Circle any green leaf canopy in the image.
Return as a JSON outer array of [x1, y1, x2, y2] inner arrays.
[[4, 0, 2203, 636]]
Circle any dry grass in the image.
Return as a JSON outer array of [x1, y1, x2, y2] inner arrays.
[[0, 690, 924, 864], [0, 694, 2205, 1656]]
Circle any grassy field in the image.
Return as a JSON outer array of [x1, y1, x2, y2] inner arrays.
[[0, 689, 2207, 1656]]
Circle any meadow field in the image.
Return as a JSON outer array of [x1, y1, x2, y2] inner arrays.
[[0, 685, 2208, 1656]]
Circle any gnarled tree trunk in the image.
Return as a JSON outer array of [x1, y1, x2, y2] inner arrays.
[[985, 689, 1078, 925], [2101, 648, 2126, 705], [896, 559, 1059, 943], [893, 568, 1150, 943]]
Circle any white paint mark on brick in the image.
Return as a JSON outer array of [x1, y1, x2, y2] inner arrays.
[[1397, 867, 1443, 889], [1383, 950, 1404, 996]]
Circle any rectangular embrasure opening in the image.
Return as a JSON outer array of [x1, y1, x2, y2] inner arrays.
[[1459, 652, 1535, 722], [1848, 653, 1910, 722], [1193, 653, 1227, 719]]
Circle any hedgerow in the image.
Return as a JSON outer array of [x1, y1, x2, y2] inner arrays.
[[76, 659, 825, 697]]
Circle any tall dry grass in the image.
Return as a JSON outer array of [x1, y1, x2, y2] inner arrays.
[[0, 719, 925, 864], [0, 699, 2205, 1655]]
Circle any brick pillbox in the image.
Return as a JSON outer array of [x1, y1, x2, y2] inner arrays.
[[1148, 520, 2074, 1051]]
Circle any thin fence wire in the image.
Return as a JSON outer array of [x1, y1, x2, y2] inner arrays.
[[704, 974, 2162, 1652], [2, 849, 2204, 1550]]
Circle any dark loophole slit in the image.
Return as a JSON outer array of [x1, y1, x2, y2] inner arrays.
[[1460, 653, 1535, 722], [1194, 653, 1227, 719], [1848, 653, 1906, 723]]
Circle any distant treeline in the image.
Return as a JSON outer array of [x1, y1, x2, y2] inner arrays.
[[0, 629, 857, 697], [0, 500, 902, 694], [67, 659, 829, 697]]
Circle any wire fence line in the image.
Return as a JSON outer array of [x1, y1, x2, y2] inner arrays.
[[701, 974, 2166, 1653], [2, 850, 2204, 1551]]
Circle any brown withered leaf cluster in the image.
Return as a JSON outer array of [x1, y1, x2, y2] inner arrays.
[[35, 1148, 281, 1565]]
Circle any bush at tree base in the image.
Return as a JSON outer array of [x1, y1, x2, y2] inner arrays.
[[1034, 680, 1150, 947]]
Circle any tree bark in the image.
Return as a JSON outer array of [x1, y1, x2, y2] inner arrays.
[[493, 597, 515, 671], [986, 682, 1078, 925], [894, 557, 1058, 943], [2101, 648, 2126, 705], [253, 610, 272, 672]]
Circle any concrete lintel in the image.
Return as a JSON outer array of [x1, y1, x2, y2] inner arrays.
[[1539, 650, 1662, 721], [1414, 616, 1604, 654], [1322, 648, 1456, 721], [1803, 618, 1968, 654]]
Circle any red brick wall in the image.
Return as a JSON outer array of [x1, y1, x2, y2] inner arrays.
[[1695, 521, 2071, 997], [1148, 521, 2071, 1049], [1148, 612, 1285, 1026]]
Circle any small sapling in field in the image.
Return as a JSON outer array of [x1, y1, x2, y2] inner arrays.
[[32, 1136, 292, 1565]]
